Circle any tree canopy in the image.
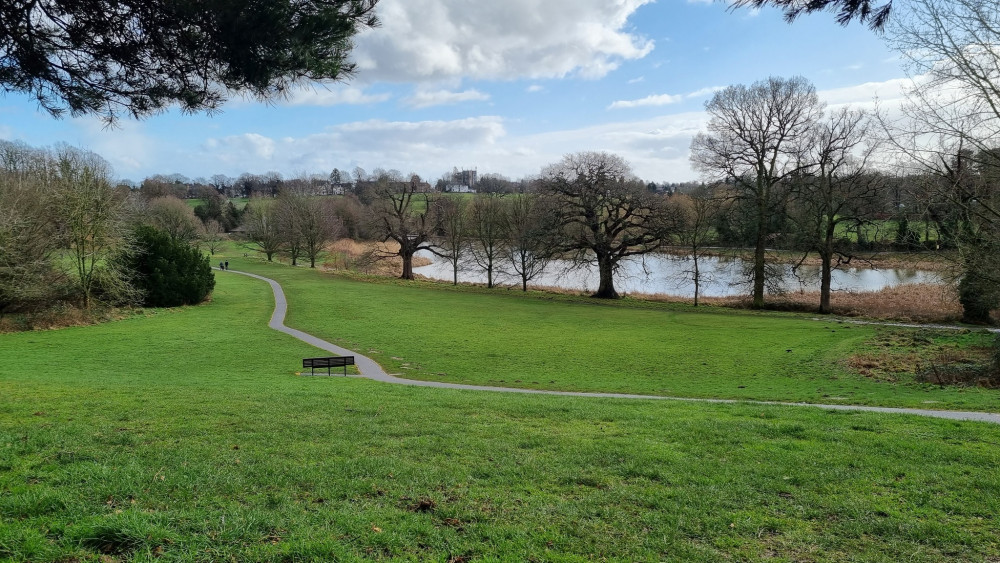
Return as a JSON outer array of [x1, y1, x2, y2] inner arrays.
[[0, 0, 379, 122], [730, 0, 891, 30], [541, 152, 675, 299]]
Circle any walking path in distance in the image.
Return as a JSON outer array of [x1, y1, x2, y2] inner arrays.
[[227, 269, 1000, 425]]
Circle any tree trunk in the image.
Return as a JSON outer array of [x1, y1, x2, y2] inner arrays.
[[819, 222, 836, 314], [452, 261, 459, 285], [401, 252, 414, 280], [752, 238, 766, 309], [752, 191, 767, 309], [594, 256, 619, 299], [819, 250, 832, 314], [266, 251, 274, 261], [487, 265, 493, 289], [693, 253, 700, 307]]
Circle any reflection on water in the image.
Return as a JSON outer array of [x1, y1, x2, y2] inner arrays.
[[413, 250, 942, 298]]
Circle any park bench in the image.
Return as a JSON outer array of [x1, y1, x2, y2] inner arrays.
[[302, 356, 354, 376]]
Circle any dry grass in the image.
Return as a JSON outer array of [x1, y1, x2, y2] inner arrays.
[[322, 238, 431, 278], [846, 328, 996, 386], [0, 304, 141, 333], [847, 352, 921, 382], [762, 283, 966, 323], [629, 284, 968, 323]]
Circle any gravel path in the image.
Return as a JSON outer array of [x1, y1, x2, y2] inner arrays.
[[228, 269, 1000, 425]]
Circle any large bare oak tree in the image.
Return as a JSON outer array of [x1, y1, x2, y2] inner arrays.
[[541, 152, 674, 299], [691, 76, 824, 308]]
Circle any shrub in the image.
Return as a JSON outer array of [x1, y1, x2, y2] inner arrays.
[[958, 271, 998, 324], [120, 226, 215, 307]]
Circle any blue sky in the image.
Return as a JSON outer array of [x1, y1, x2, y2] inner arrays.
[[0, 0, 909, 184]]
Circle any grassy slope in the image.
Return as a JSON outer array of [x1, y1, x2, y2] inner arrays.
[[2, 273, 1000, 561], [223, 254, 1000, 412]]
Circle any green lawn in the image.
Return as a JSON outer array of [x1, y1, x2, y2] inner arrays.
[[186, 197, 250, 210], [218, 251, 1000, 412], [3, 272, 1000, 560]]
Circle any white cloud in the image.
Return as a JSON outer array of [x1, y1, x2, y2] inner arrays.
[[284, 85, 391, 106], [526, 85, 545, 93], [70, 117, 155, 177], [608, 85, 724, 109], [179, 111, 710, 183], [352, 0, 655, 82], [609, 93, 684, 109], [818, 77, 916, 107], [66, 75, 924, 185], [686, 86, 725, 98], [195, 117, 507, 177], [204, 133, 276, 165], [628, 76, 645, 84], [515, 112, 708, 181], [403, 88, 490, 108]]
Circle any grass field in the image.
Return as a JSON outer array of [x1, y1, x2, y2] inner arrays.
[[185, 197, 250, 210], [218, 251, 1000, 412], [4, 259, 1000, 560]]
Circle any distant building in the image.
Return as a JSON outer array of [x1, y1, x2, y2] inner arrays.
[[454, 169, 477, 190], [445, 184, 475, 193]]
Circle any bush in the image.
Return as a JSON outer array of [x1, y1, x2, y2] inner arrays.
[[958, 271, 998, 324], [120, 226, 215, 307]]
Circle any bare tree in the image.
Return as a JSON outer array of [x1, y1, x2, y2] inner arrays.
[[146, 196, 201, 243], [331, 194, 370, 240], [880, 0, 1000, 322], [242, 199, 282, 261], [201, 219, 225, 256], [140, 175, 186, 200], [468, 192, 508, 288], [301, 198, 342, 268], [540, 152, 673, 299], [669, 189, 725, 307], [791, 107, 883, 314], [55, 146, 132, 308], [432, 196, 469, 285], [690, 76, 824, 308], [477, 173, 516, 194], [0, 142, 66, 314], [370, 173, 438, 279], [503, 194, 553, 292], [275, 190, 306, 265]]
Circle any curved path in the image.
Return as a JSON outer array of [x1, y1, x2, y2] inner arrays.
[[228, 269, 1000, 425]]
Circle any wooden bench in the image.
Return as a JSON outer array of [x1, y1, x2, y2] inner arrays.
[[302, 356, 354, 376]]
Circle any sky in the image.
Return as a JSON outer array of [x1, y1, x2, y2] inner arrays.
[[0, 0, 913, 185]]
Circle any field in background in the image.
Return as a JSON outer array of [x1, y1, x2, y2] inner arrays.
[[185, 197, 250, 210]]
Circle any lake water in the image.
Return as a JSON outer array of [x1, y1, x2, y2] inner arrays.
[[413, 250, 942, 298]]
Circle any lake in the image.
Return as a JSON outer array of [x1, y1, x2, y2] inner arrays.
[[413, 250, 942, 298]]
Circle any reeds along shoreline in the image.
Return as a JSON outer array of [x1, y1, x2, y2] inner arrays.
[[323, 239, 432, 278]]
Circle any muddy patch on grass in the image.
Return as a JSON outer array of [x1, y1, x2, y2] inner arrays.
[[848, 328, 995, 385]]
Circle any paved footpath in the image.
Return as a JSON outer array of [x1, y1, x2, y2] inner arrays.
[[227, 269, 1000, 425]]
